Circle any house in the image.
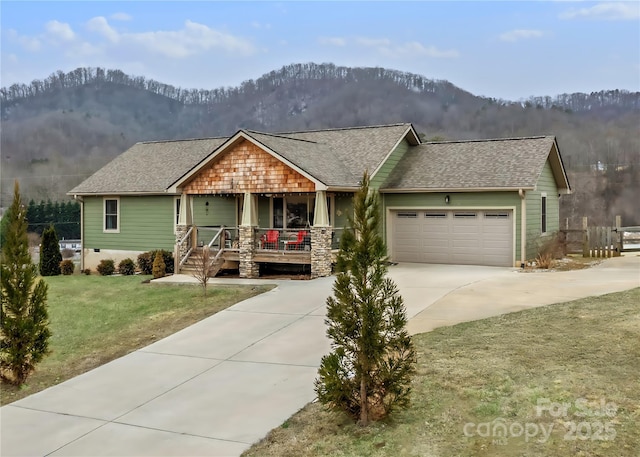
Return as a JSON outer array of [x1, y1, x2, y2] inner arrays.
[[59, 239, 82, 253], [68, 123, 570, 277]]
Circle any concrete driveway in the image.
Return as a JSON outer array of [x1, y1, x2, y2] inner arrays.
[[1, 255, 638, 456]]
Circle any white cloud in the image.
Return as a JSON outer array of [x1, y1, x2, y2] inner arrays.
[[318, 36, 347, 47], [560, 2, 640, 20], [125, 20, 255, 58], [499, 29, 546, 42], [45, 20, 75, 42], [355, 36, 458, 58], [110, 12, 132, 21], [356, 37, 391, 47], [7, 29, 41, 51], [251, 21, 271, 30], [395, 42, 459, 58], [83, 18, 255, 58], [86, 16, 119, 43], [67, 41, 103, 58]]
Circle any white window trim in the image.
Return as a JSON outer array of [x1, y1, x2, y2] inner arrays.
[[103, 197, 120, 233], [541, 192, 548, 235], [173, 196, 181, 234]]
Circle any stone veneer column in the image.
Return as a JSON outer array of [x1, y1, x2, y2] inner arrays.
[[311, 226, 332, 278], [174, 224, 189, 274], [239, 225, 259, 278]]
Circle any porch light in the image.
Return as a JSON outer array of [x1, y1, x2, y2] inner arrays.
[[445, 195, 450, 204]]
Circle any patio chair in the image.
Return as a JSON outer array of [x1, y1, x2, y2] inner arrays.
[[286, 230, 310, 250], [261, 230, 279, 249]]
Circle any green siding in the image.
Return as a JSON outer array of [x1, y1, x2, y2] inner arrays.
[[192, 195, 237, 227], [84, 196, 176, 251], [333, 194, 354, 229], [382, 191, 523, 260], [525, 161, 560, 258], [370, 139, 410, 190]]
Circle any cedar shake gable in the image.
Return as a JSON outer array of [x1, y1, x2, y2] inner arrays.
[[183, 139, 316, 194]]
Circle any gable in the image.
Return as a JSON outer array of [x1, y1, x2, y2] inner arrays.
[[182, 139, 316, 194], [381, 136, 568, 192]]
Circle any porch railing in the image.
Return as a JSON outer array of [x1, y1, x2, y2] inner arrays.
[[255, 227, 348, 251], [177, 226, 194, 268], [197, 226, 239, 250]]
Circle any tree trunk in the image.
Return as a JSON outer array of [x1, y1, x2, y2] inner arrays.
[[359, 375, 369, 426]]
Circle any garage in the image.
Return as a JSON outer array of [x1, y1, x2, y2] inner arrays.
[[392, 209, 513, 267]]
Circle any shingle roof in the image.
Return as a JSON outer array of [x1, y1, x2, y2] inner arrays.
[[280, 123, 415, 182], [70, 123, 416, 194], [69, 138, 226, 194], [382, 136, 557, 190], [243, 131, 358, 186]]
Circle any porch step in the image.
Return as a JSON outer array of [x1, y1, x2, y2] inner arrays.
[[180, 248, 225, 277]]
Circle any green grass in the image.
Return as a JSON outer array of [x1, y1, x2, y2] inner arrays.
[[1, 275, 272, 405], [243, 288, 640, 457]]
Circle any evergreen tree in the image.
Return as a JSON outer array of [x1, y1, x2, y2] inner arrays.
[[152, 250, 166, 279], [315, 173, 416, 426], [40, 225, 62, 276], [1, 181, 51, 385], [0, 206, 13, 247]]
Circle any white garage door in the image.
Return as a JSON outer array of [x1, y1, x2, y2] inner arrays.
[[392, 210, 513, 267]]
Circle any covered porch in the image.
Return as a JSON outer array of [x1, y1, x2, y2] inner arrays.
[[169, 133, 356, 278], [174, 190, 343, 278]]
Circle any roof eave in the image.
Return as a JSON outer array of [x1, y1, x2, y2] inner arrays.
[[549, 138, 571, 192], [379, 186, 536, 193], [370, 124, 421, 180], [66, 191, 174, 197], [168, 130, 328, 193]]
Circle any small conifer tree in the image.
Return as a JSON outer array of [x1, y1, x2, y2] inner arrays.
[[39, 225, 62, 276], [152, 250, 166, 279], [1, 182, 51, 385], [315, 173, 416, 426]]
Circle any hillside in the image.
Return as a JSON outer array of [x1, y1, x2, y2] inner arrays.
[[1, 63, 638, 225]]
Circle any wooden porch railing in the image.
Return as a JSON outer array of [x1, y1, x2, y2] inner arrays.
[[176, 226, 194, 269]]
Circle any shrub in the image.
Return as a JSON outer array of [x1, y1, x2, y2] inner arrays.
[[138, 250, 174, 275], [96, 259, 115, 276], [83, 268, 91, 275], [60, 259, 75, 275], [39, 225, 62, 276], [118, 258, 136, 276], [535, 252, 554, 269], [152, 251, 166, 279], [137, 252, 153, 275]]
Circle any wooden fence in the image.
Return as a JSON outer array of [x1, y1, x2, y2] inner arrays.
[[559, 216, 627, 258]]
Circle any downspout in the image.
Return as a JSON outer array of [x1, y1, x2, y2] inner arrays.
[[519, 189, 526, 267], [73, 195, 84, 272]]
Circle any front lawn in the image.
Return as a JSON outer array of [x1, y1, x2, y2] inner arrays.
[[1, 275, 272, 405], [243, 288, 640, 457]]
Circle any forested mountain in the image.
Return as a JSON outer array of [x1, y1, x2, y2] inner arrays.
[[1, 63, 638, 225]]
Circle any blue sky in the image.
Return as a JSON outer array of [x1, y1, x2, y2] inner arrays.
[[1, 1, 638, 100]]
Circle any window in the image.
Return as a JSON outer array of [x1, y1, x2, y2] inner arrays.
[[454, 212, 477, 219], [541, 193, 547, 233], [425, 212, 447, 219], [271, 195, 332, 229], [397, 212, 418, 218], [484, 212, 510, 219], [104, 198, 119, 232], [174, 197, 181, 232]]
